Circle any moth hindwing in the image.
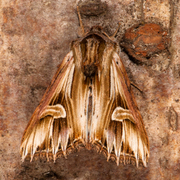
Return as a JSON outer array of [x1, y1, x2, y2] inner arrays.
[[20, 6, 149, 167]]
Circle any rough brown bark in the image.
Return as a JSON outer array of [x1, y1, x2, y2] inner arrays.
[[0, 0, 179, 179]]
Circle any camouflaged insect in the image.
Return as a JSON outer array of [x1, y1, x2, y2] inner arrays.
[[20, 6, 149, 167]]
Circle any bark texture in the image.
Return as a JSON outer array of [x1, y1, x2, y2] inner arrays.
[[0, 0, 179, 179]]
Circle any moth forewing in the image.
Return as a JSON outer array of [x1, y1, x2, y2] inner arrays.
[[20, 7, 149, 167]]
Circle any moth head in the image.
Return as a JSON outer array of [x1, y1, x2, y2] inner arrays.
[[80, 33, 106, 78], [89, 26, 103, 33]]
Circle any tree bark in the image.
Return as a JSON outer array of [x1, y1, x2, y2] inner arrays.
[[0, 0, 179, 179]]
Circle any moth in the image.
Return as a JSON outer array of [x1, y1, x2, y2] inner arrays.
[[20, 6, 149, 167]]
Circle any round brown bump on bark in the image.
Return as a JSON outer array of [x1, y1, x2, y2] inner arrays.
[[122, 23, 170, 64], [78, 0, 107, 16]]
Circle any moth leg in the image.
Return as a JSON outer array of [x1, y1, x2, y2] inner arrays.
[[131, 82, 143, 93], [39, 104, 66, 119], [77, 6, 85, 35], [111, 107, 135, 124]]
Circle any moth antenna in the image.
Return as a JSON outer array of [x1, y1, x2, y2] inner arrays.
[[77, 6, 85, 35], [111, 22, 121, 38]]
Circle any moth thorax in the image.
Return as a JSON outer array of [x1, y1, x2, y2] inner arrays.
[[82, 37, 100, 77]]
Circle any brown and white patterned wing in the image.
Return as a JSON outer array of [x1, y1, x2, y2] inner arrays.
[[20, 51, 79, 161], [90, 50, 149, 166]]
